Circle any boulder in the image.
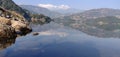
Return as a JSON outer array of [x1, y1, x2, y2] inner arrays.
[[0, 23, 16, 38], [11, 20, 32, 35], [0, 17, 32, 36], [33, 32, 39, 36]]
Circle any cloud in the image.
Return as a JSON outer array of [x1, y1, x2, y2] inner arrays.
[[38, 4, 70, 10]]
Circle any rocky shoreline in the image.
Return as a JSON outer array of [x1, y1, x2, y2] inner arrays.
[[0, 7, 32, 39]]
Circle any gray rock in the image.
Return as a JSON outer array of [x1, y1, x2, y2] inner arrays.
[[33, 32, 39, 36]]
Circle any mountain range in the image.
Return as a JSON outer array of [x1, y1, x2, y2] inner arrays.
[[55, 8, 120, 21], [20, 5, 63, 18], [20, 5, 83, 18], [54, 8, 120, 38]]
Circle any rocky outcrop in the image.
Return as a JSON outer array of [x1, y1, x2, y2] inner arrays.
[[11, 20, 32, 35], [0, 17, 11, 25], [0, 23, 16, 38], [0, 7, 32, 38]]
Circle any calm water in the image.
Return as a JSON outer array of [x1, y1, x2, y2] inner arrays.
[[0, 22, 120, 57]]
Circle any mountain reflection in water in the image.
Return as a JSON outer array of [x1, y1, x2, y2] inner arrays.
[[0, 22, 120, 57]]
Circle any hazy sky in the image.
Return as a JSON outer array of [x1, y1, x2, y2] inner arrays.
[[13, 0, 120, 10]]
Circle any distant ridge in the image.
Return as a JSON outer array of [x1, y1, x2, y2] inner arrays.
[[20, 5, 63, 18], [55, 8, 120, 38]]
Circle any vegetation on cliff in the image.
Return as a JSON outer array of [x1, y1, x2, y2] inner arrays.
[[0, 0, 31, 21]]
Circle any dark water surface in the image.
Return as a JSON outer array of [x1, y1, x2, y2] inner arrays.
[[0, 22, 120, 57]]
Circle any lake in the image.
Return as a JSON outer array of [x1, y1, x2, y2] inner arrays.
[[0, 22, 120, 57]]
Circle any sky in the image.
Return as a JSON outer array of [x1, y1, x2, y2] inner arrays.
[[13, 0, 120, 10]]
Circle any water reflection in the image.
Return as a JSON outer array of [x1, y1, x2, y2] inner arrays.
[[1, 23, 120, 57], [0, 28, 31, 50], [0, 38, 16, 50]]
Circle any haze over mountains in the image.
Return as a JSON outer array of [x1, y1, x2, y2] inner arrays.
[[20, 5, 83, 18], [20, 5, 63, 18]]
